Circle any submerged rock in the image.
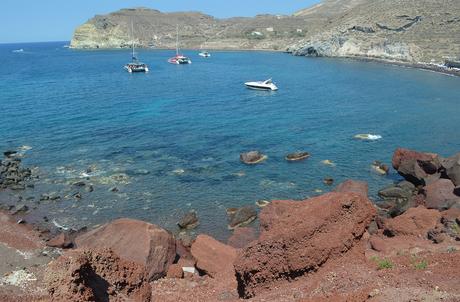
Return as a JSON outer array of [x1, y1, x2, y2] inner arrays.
[[228, 206, 257, 229], [75, 218, 176, 281], [240, 151, 267, 165], [255, 200, 270, 208], [371, 160, 389, 175], [285, 152, 310, 162], [177, 211, 199, 229], [323, 177, 334, 185], [234, 192, 375, 298]]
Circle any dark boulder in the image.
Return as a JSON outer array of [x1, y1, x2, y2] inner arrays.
[[240, 151, 267, 165], [228, 206, 257, 229], [177, 211, 199, 229], [443, 153, 460, 186], [285, 152, 310, 162]]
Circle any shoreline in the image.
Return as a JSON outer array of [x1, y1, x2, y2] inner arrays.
[[69, 45, 460, 77], [1, 146, 459, 301]]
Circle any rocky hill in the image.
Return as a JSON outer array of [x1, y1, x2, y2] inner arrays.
[[70, 7, 314, 50], [289, 0, 460, 64], [71, 0, 460, 66]]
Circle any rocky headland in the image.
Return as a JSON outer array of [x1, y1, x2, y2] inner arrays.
[[71, 0, 460, 74], [1, 147, 460, 301]]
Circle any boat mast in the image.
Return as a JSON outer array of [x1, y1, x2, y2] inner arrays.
[[131, 21, 135, 61], [176, 24, 179, 56]]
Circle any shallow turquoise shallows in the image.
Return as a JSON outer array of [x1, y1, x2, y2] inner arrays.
[[1, 42, 459, 240]]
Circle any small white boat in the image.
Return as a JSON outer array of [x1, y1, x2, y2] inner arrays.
[[245, 79, 278, 91], [199, 51, 211, 58], [12, 49, 24, 53]]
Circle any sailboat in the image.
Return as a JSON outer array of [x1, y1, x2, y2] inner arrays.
[[168, 25, 192, 65], [124, 22, 149, 73]]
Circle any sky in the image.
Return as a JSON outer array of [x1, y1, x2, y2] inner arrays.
[[0, 0, 320, 43]]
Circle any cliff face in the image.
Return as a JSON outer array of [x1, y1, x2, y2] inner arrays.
[[70, 8, 314, 50], [289, 0, 460, 64], [71, 1, 460, 64]]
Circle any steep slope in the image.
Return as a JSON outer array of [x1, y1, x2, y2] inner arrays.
[[290, 0, 460, 64]]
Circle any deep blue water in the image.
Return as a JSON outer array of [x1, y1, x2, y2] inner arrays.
[[1, 41, 459, 240]]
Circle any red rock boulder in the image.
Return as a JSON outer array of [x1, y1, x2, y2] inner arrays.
[[234, 192, 376, 298], [334, 179, 368, 197], [227, 227, 257, 249], [425, 179, 459, 210], [191, 234, 237, 278], [75, 218, 176, 281], [45, 248, 152, 302], [383, 206, 441, 237], [392, 148, 441, 185]]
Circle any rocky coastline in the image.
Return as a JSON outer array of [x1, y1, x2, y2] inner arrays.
[[70, 0, 460, 77], [1, 147, 460, 301]]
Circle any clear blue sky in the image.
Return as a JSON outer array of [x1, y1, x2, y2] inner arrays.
[[0, 0, 320, 43]]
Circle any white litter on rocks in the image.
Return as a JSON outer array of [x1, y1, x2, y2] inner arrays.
[[0, 269, 37, 288], [182, 267, 196, 274]]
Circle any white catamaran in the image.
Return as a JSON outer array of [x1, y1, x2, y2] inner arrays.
[[124, 22, 149, 73]]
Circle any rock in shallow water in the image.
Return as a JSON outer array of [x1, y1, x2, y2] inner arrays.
[[240, 151, 267, 165], [228, 206, 257, 229], [285, 152, 310, 162], [177, 211, 199, 229]]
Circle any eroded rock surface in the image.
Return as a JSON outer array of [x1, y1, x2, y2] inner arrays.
[[75, 218, 176, 281], [234, 192, 375, 298]]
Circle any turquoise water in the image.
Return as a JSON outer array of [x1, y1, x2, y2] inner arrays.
[[1, 42, 459, 240]]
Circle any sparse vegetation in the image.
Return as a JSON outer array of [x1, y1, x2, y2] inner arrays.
[[370, 256, 393, 270], [411, 256, 428, 270]]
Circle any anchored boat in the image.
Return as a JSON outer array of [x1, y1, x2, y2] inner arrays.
[[244, 79, 278, 91], [124, 22, 149, 73], [168, 25, 192, 65], [199, 51, 211, 58]]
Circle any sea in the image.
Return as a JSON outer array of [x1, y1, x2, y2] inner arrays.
[[1, 41, 459, 240]]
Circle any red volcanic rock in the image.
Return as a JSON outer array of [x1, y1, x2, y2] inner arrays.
[[384, 206, 441, 237], [334, 179, 369, 197], [47, 232, 74, 249], [227, 227, 257, 249], [167, 264, 184, 279], [391, 148, 441, 185], [75, 218, 176, 281], [45, 248, 151, 302], [191, 234, 237, 278], [234, 192, 375, 298], [425, 179, 459, 210], [392, 148, 439, 170]]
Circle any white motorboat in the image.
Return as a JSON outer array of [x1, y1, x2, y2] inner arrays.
[[199, 51, 211, 58], [244, 79, 278, 91]]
